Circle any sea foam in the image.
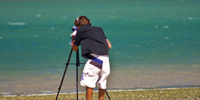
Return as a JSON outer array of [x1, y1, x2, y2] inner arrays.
[[7, 22, 26, 26]]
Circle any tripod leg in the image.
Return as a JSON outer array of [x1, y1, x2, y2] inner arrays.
[[56, 49, 73, 100], [105, 90, 111, 100], [76, 64, 78, 100], [76, 49, 80, 100]]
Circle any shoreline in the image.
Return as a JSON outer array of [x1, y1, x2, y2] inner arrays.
[[0, 87, 199, 100], [1, 86, 200, 97]]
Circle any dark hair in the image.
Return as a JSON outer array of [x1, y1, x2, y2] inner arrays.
[[74, 16, 91, 27]]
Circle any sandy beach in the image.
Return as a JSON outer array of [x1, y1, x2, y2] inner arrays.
[[1, 65, 200, 96]]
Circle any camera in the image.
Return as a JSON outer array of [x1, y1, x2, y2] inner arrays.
[[70, 26, 77, 37], [72, 26, 77, 32]]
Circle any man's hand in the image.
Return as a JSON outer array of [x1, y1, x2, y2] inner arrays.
[[106, 39, 112, 49]]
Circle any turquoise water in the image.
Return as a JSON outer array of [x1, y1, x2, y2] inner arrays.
[[0, 0, 200, 96]]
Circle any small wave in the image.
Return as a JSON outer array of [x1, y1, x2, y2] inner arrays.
[[8, 22, 26, 26], [41, 90, 53, 93], [154, 25, 169, 29], [164, 37, 169, 40], [36, 14, 41, 17], [155, 25, 159, 28], [183, 17, 198, 20], [51, 27, 55, 30], [33, 35, 38, 38], [62, 16, 68, 19], [108, 16, 117, 19], [164, 25, 169, 29], [1, 92, 10, 95], [188, 17, 193, 20]]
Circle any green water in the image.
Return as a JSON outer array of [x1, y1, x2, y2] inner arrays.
[[0, 0, 200, 96]]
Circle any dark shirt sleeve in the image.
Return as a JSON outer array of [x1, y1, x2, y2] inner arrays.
[[101, 28, 107, 39]]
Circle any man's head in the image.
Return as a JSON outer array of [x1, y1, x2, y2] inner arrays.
[[74, 16, 91, 27]]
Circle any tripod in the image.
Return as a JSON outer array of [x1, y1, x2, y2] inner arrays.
[[55, 48, 111, 100]]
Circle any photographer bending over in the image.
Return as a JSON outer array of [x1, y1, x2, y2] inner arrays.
[[71, 16, 112, 100]]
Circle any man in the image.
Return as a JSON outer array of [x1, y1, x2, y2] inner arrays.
[[71, 16, 111, 100]]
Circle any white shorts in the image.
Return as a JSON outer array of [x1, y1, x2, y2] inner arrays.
[[80, 53, 110, 89]]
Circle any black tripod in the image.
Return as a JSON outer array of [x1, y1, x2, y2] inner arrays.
[[55, 48, 111, 100], [55, 48, 73, 100]]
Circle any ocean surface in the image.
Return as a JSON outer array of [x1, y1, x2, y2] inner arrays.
[[0, 0, 200, 96]]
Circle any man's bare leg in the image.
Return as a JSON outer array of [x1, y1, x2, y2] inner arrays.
[[99, 89, 105, 100], [86, 87, 93, 100]]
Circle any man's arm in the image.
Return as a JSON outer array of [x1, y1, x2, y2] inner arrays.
[[71, 40, 79, 51]]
